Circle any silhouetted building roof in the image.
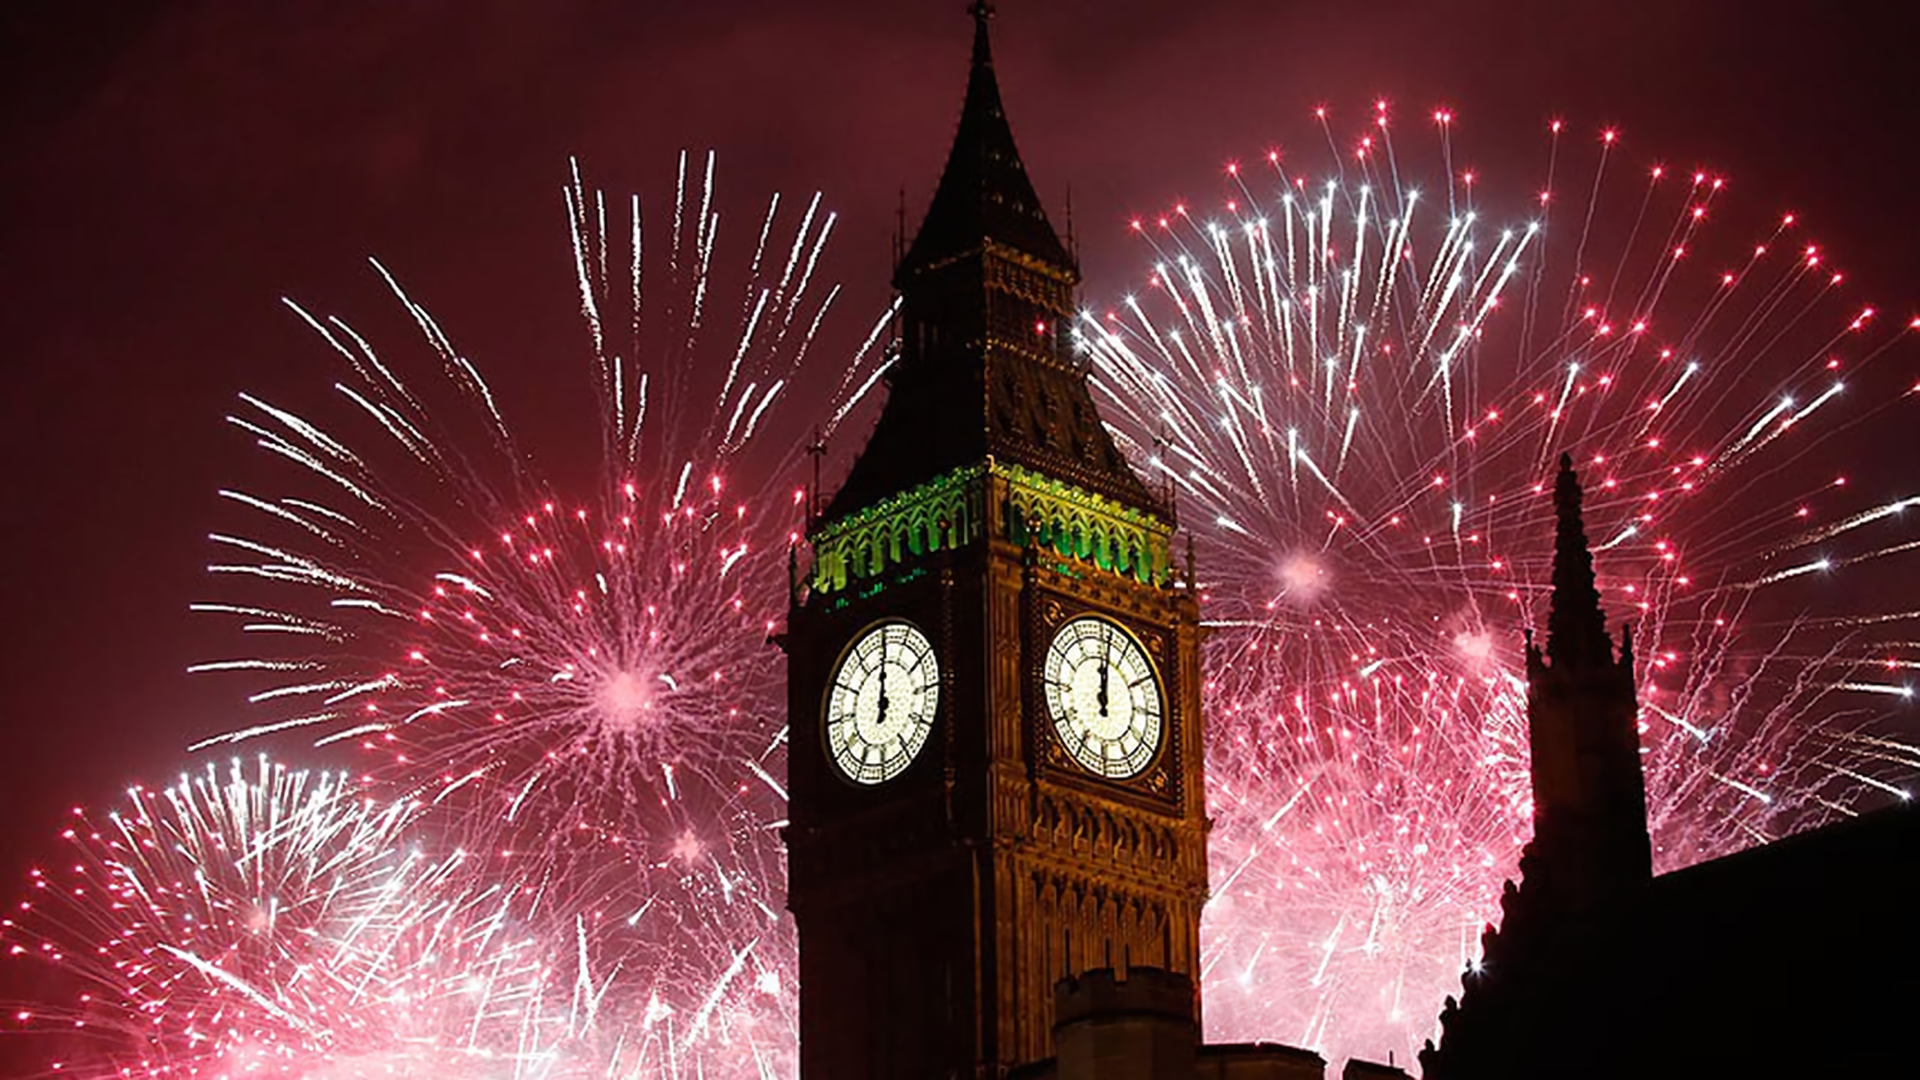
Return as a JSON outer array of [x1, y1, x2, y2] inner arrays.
[[1421, 459, 1920, 1079]]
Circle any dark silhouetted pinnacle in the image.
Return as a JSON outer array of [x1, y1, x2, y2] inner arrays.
[[895, 4, 1075, 284], [1547, 453, 1614, 671]]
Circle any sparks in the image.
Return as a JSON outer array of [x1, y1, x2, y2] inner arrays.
[[1083, 109, 1919, 1066], [157, 155, 891, 1080]]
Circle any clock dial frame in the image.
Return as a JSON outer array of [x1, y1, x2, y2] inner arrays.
[[1042, 615, 1165, 779], [823, 620, 940, 785]]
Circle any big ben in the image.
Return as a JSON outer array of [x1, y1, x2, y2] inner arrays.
[[783, 6, 1211, 1079]]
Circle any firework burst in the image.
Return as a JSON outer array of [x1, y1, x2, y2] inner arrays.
[[1080, 103, 1920, 1066], [174, 153, 890, 1078], [1, 755, 614, 1078]]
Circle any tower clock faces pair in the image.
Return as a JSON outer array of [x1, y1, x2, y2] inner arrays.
[[822, 615, 1165, 786]]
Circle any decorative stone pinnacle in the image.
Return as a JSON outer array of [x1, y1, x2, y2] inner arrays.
[[1547, 452, 1614, 672]]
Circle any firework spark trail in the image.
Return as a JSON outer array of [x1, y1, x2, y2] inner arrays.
[[0, 755, 623, 1078], [151, 154, 889, 1079], [1082, 103, 1919, 1066]]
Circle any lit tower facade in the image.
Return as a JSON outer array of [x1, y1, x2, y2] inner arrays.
[[782, 7, 1211, 1079]]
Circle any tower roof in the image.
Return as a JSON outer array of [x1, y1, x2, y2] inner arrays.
[[1545, 453, 1615, 670], [817, 4, 1163, 527], [896, 3, 1075, 283]]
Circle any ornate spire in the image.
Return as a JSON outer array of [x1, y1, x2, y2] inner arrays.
[[817, 5, 1159, 525], [1544, 453, 1614, 672], [896, 2, 1075, 284], [1523, 452, 1651, 900], [1426, 452, 1652, 1080]]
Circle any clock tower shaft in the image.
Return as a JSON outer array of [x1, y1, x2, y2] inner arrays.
[[783, 9, 1211, 1079]]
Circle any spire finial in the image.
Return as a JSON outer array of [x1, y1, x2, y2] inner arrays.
[[1547, 452, 1614, 671], [968, 2, 996, 69]]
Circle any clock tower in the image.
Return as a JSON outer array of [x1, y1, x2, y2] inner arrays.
[[784, 6, 1211, 1080]]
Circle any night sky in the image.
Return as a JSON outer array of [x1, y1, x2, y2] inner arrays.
[[3, 0, 1917, 968]]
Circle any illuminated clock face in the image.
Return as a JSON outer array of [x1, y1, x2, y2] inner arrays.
[[1044, 616, 1164, 779], [824, 621, 940, 785]]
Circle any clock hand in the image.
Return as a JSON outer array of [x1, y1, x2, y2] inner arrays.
[[1096, 631, 1112, 718], [877, 634, 890, 722]]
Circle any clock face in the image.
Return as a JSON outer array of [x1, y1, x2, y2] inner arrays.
[[824, 621, 940, 785], [1043, 616, 1164, 779]]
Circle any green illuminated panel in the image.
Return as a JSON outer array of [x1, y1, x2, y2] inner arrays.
[[998, 464, 1173, 587], [805, 462, 1175, 598], [809, 467, 986, 595]]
